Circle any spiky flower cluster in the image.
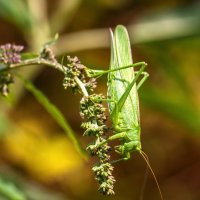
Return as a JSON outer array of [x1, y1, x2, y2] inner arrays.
[[63, 57, 115, 195], [63, 56, 97, 93], [63, 56, 85, 92], [0, 44, 23, 64], [93, 163, 115, 195], [80, 94, 115, 195], [80, 94, 107, 135]]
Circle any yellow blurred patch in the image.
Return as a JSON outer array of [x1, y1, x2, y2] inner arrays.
[[2, 118, 85, 182]]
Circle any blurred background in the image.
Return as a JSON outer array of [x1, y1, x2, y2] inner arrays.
[[0, 0, 200, 199]]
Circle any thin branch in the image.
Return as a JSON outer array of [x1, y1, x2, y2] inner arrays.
[[4, 58, 89, 98]]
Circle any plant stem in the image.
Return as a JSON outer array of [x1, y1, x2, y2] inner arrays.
[[2, 58, 89, 97]]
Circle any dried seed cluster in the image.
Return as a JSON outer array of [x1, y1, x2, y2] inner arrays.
[[63, 56, 115, 195], [93, 162, 115, 195], [63, 56, 97, 93], [80, 94, 107, 136], [80, 94, 115, 195]]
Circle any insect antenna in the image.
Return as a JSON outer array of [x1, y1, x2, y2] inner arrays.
[[139, 163, 149, 200], [139, 150, 164, 200]]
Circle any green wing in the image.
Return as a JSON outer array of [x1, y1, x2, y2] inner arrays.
[[108, 25, 140, 128]]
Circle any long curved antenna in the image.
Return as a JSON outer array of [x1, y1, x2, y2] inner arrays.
[[139, 163, 149, 200], [140, 151, 164, 200]]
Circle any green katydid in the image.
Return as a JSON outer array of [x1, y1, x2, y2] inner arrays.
[[106, 25, 148, 160], [87, 25, 163, 199], [108, 25, 163, 199]]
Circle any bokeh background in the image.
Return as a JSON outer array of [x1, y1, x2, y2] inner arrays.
[[0, 0, 200, 199]]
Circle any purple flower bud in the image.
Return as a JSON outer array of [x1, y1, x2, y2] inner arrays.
[[0, 44, 24, 64]]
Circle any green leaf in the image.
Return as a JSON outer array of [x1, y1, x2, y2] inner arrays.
[[17, 75, 87, 159], [0, 177, 26, 200]]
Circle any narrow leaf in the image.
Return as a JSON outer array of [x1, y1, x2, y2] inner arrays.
[[0, 177, 26, 200], [17, 75, 87, 159]]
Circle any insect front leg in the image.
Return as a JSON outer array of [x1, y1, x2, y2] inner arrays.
[[116, 62, 147, 113], [105, 132, 139, 164], [105, 137, 132, 164], [134, 71, 149, 90], [110, 153, 130, 164], [86, 62, 147, 78]]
